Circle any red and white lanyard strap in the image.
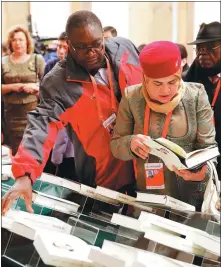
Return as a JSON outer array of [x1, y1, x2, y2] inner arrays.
[[144, 105, 172, 138], [88, 56, 117, 124], [211, 78, 221, 108]]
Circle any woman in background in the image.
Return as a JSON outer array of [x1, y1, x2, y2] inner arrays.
[[2, 25, 45, 155], [110, 41, 216, 211]]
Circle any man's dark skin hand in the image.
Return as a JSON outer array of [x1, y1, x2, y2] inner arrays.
[[2, 175, 34, 215]]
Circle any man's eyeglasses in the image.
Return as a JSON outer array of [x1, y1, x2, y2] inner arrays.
[[70, 42, 104, 56], [193, 44, 221, 53]]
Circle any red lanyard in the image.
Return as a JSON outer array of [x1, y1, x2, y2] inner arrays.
[[144, 105, 172, 138], [88, 56, 117, 123], [211, 79, 220, 108]]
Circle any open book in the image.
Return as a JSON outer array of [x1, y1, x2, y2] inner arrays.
[[143, 137, 219, 171]]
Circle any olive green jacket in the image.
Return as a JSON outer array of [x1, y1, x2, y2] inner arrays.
[[110, 82, 217, 211]]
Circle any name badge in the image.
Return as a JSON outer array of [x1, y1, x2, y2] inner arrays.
[[103, 113, 116, 135], [144, 163, 165, 190]]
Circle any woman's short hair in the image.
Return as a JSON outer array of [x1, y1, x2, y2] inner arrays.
[[6, 25, 34, 54]]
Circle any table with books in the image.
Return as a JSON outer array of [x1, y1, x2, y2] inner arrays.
[[1, 164, 221, 267]]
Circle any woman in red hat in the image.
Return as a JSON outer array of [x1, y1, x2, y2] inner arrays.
[[110, 41, 217, 211]]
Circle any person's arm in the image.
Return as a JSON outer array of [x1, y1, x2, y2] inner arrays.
[[195, 84, 217, 149], [2, 74, 65, 214], [1, 83, 24, 95], [110, 87, 149, 161], [22, 54, 46, 95], [173, 84, 216, 181], [37, 54, 46, 80]]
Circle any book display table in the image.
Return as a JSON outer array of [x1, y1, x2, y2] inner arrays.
[[2, 171, 220, 267]]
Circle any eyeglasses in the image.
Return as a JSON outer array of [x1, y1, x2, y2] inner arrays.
[[70, 41, 104, 56], [193, 44, 221, 53]]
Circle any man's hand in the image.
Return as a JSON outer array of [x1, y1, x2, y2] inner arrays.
[[130, 134, 151, 160], [173, 165, 207, 181], [2, 176, 34, 215]]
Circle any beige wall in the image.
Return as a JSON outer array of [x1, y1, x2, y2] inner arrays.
[[2, 2, 30, 42], [1, 1, 196, 63]]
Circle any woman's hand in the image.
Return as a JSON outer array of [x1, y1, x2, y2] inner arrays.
[[11, 83, 24, 92], [130, 134, 151, 160], [173, 165, 207, 181], [23, 83, 39, 94]]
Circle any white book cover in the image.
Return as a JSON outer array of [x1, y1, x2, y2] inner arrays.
[[39, 173, 81, 193], [34, 231, 94, 267], [89, 247, 125, 267], [111, 213, 143, 232], [32, 191, 79, 214], [136, 193, 195, 212], [1, 164, 13, 177], [144, 226, 205, 256], [2, 145, 10, 157], [92, 240, 198, 267], [2, 216, 13, 230], [3, 209, 72, 234], [186, 231, 220, 256], [138, 211, 202, 237], [95, 186, 136, 204], [143, 137, 219, 171]]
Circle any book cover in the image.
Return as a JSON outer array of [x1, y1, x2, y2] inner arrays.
[[143, 137, 219, 171], [186, 231, 220, 256], [3, 209, 72, 235], [34, 231, 93, 267], [136, 193, 195, 212]]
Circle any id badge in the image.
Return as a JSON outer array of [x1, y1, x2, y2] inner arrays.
[[103, 113, 116, 135], [144, 163, 165, 190]]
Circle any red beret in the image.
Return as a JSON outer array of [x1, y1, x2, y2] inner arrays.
[[139, 41, 181, 79]]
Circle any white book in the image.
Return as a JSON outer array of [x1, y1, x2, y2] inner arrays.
[[143, 137, 219, 171], [90, 240, 198, 267], [1, 164, 13, 176], [89, 248, 125, 267], [3, 209, 72, 234], [95, 186, 136, 204], [39, 173, 81, 192], [138, 211, 201, 237], [144, 226, 205, 256], [2, 145, 10, 157], [34, 231, 94, 267], [2, 216, 13, 230], [80, 184, 119, 205], [136, 193, 195, 212], [111, 213, 143, 232], [186, 231, 220, 256], [32, 190, 79, 214]]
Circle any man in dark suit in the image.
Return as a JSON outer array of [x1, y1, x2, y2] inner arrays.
[[184, 21, 221, 177]]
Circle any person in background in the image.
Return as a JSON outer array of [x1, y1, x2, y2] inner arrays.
[[2, 10, 142, 214], [103, 26, 117, 38], [43, 32, 68, 76], [176, 43, 189, 79], [110, 41, 216, 211], [2, 43, 10, 56], [1, 25, 45, 156], [184, 21, 221, 177], [138, 44, 146, 52]]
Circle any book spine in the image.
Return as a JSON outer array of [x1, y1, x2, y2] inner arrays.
[[166, 197, 195, 211]]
